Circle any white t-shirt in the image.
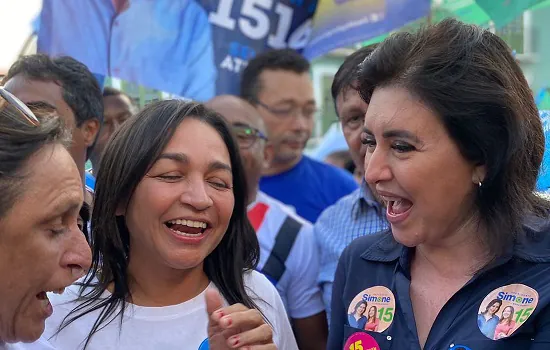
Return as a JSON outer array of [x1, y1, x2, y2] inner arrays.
[[248, 191, 325, 319], [21, 271, 297, 350]]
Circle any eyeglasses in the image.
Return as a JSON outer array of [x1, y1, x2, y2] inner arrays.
[[0, 86, 40, 126], [232, 124, 268, 149], [254, 99, 318, 120]]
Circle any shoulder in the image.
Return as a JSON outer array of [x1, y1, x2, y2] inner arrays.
[[316, 189, 360, 224], [515, 216, 550, 262], [303, 156, 355, 179], [340, 230, 400, 265], [243, 271, 285, 324], [258, 192, 312, 227], [244, 270, 280, 301]]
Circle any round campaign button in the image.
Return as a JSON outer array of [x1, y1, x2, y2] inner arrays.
[[344, 332, 381, 350], [477, 283, 539, 340], [347, 286, 396, 332], [198, 338, 209, 350]]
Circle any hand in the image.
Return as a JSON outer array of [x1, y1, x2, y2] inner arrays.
[[206, 288, 276, 349]]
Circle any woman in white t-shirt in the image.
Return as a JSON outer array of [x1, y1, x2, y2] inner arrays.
[[34, 101, 297, 350]]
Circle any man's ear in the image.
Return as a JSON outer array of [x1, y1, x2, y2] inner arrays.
[[81, 119, 101, 147]]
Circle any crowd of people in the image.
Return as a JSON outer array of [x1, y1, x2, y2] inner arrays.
[[1, 18, 550, 350]]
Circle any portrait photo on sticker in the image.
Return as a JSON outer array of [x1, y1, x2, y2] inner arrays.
[[344, 331, 381, 350], [347, 286, 396, 333], [477, 284, 539, 340]]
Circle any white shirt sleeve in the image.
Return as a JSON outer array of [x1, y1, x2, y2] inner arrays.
[[284, 223, 326, 319], [5, 337, 56, 350], [245, 271, 298, 350]]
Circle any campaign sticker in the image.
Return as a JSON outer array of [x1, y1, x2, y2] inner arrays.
[[477, 284, 539, 340], [198, 339, 209, 350], [347, 286, 396, 332], [344, 332, 381, 350]]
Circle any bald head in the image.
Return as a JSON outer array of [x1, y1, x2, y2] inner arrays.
[[206, 95, 271, 205], [206, 95, 266, 134]]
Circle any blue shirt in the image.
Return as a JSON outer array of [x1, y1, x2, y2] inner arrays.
[[329, 218, 550, 350], [315, 183, 389, 319], [85, 172, 96, 193], [477, 314, 500, 339], [37, 0, 216, 101], [348, 314, 367, 330], [259, 155, 358, 223]]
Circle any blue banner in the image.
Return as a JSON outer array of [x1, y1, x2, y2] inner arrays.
[[538, 110, 550, 191], [303, 0, 430, 59], [199, 0, 317, 95], [35, 0, 429, 98]]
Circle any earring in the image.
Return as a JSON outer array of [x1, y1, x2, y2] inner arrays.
[[478, 181, 482, 188]]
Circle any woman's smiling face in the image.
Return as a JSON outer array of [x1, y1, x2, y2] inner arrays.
[[124, 118, 235, 274]]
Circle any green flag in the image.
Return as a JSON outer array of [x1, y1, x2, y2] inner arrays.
[[475, 0, 548, 27], [438, 0, 491, 25]]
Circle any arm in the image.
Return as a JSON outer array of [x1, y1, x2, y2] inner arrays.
[[293, 312, 328, 350], [180, 3, 217, 101], [314, 206, 340, 320], [286, 224, 328, 349], [327, 249, 349, 349]]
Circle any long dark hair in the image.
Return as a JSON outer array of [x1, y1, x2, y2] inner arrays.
[[352, 301, 367, 316], [357, 18, 550, 257], [58, 100, 260, 348], [482, 299, 502, 316]]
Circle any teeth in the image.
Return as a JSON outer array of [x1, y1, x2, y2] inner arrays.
[[167, 219, 207, 229], [169, 228, 202, 237], [47, 288, 65, 295]]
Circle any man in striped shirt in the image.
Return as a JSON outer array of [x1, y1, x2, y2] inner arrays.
[[206, 95, 327, 350], [314, 45, 390, 320]]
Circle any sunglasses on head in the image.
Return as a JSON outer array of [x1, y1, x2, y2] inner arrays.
[[0, 86, 40, 126]]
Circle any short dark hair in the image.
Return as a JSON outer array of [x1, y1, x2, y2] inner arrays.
[[3, 54, 103, 156], [58, 101, 261, 348], [0, 104, 70, 217], [358, 18, 550, 256], [241, 49, 310, 103], [331, 44, 378, 115], [102, 86, 123, 98], [102, 86, 137, 112]]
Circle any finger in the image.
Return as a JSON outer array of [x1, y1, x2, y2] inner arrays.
[[225, 324, 273, 348], [205, 288, 224, 316], [217, 308, 265, 333], [246, 345, 277, 350], [210, 302, 249, 324]]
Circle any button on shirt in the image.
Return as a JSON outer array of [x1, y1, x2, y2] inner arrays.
[[314, 182, 388, 319], [37, 0, 216, 101], [328, 218, 550, 350]]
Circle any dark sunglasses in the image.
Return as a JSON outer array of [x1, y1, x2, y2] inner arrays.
[[0, 86, 40, 126]]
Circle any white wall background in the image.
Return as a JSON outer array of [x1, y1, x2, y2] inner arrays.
[[0, 0, 41, 74]]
